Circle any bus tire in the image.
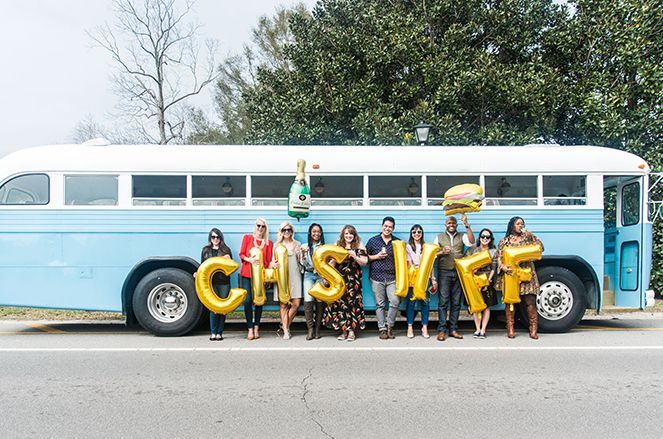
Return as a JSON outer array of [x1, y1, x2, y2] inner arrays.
[[132, 268, 203, 337], [520, 266, 586, 333]]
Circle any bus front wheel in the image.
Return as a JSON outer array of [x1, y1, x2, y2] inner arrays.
[[132, 268, 203, 337], [520, 266, 586, 333]]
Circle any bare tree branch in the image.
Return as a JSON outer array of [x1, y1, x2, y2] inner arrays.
[[88, 0, 218, 144]]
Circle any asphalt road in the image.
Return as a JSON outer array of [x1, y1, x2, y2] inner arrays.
[[1, 318, 663, 439]]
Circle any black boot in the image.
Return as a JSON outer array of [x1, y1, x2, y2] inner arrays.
[[314, 301, 324, 339], [304, 302, 315, 340]]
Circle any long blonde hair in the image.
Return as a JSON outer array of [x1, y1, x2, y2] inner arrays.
[[254, 217, 269, 242], [276, 221, 295, 245]]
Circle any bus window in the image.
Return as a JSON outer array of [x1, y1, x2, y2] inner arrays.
[[427, 175, 480, 206], [485, 175, 537, 206], [192, 176, 246, 206], [369, 176, 421, 206], [65, 175, 118, 206], [251, 176, 291, 206], [621, 182, 640, 226], [0, 174, 49, 205], [543, 176, 586, 206], [132, 175, 186, 206], [310, 176, 363, 206]]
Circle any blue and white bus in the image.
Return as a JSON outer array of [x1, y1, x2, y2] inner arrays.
[[0, 141, 654, 336]]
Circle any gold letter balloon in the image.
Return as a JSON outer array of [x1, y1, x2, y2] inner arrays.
[[501, 244, 543, 310], [393, 240, 409, 298], [412, 243, 440, 301], [393, 241, 440, 300], [249, 247, 277, 306], [308, 244, 349, 304], [195, 257, 247, 315], [455, 250, 492, 315], [274, 244, 291, 304]]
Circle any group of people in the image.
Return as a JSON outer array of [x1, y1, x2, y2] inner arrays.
[[199, 215, 543, 342]]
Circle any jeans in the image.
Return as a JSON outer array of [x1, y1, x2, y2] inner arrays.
[[303, 272, 322, 303], [209, 284, 230, 335], [405, 288, 429, 326], [437, 269, 462, 333], [241, 276, 263, 329], [370, 279, 398, 330]]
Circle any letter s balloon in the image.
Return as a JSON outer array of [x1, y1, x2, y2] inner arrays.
[[195, 256, 247, 315], [308, 244, 349, 304]]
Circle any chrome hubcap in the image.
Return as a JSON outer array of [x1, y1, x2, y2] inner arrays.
[[537, 280, 573, 321], [147, 283, 188, 323]]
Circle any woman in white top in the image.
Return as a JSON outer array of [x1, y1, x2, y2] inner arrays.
[[405, 224, 437, 339], [272, 221, 303, 340]]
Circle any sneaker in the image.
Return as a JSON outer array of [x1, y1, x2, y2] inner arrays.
[[478, 332, 486, 339], [379, 329, 389, 340], [473, 331, 480, 339]]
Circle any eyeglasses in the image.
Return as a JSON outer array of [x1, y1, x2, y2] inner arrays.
[[480, 235, 492, 239], [282, 228, 293, 233], [211, 235, 220, 239], [256, 224, 266, 229]]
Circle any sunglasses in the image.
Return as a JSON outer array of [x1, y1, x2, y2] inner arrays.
[[282, 228, 293, 233], [211, 235, 220, 239], [480, 235, 492, 239], [412, 230, 423, 234], [256, 224, 266, 229]]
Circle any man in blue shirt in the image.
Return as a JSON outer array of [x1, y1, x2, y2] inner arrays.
[[366, 216, 400, 339]]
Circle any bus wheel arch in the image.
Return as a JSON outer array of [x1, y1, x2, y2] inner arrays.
[[122, 257, 201, 336], [522, 265, 587, 333]]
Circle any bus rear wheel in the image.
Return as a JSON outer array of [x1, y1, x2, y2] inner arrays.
[[132, 268, 202, 337], [520, 266, 586, 333]]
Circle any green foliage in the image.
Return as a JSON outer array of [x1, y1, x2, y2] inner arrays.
[[245, 0, 569, 145], [188, 4, 310, 144]]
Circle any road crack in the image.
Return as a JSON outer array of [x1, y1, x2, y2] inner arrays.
[[301, 367, 334, 439]]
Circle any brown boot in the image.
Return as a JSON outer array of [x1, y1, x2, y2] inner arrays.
[[314, 301, 324, 339], [304, 302, 315, 340], [505, 305, 516, 339], [524, 295, 539, 340]]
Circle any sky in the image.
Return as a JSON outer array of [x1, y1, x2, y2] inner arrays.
[[0, 0, 317, 158]]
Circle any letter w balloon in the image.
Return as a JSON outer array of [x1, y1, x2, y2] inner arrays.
[[501, 244, 543, 311], [195, 257, 247, 315], [308, 245, 349, 304], [455, 250, 492, 316]]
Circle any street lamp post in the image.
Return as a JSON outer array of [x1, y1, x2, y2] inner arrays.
[[413, 121, 432, 145]]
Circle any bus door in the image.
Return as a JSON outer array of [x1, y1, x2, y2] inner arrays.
[[614, 177, 645, 307]]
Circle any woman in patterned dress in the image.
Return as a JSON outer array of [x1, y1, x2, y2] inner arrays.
[[323, 225, 367, 342], [496, 217, 544, 339]]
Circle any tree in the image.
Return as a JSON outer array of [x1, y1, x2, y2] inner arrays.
[[90, 0, 218, 144], [244, 0, 568, 145], [188, 4, 309, 144]]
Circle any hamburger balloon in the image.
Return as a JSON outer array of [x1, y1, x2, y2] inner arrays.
[[442, 183, 484, 216]]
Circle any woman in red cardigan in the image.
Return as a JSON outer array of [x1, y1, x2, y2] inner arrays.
[[239, 217, 274, 340]]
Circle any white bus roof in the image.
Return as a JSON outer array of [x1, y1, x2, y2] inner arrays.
[[0, 143, 650, 176]]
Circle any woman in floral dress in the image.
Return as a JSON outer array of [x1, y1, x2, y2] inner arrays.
[[496, 216, 544, 339], [323, 225, 367, 342]]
